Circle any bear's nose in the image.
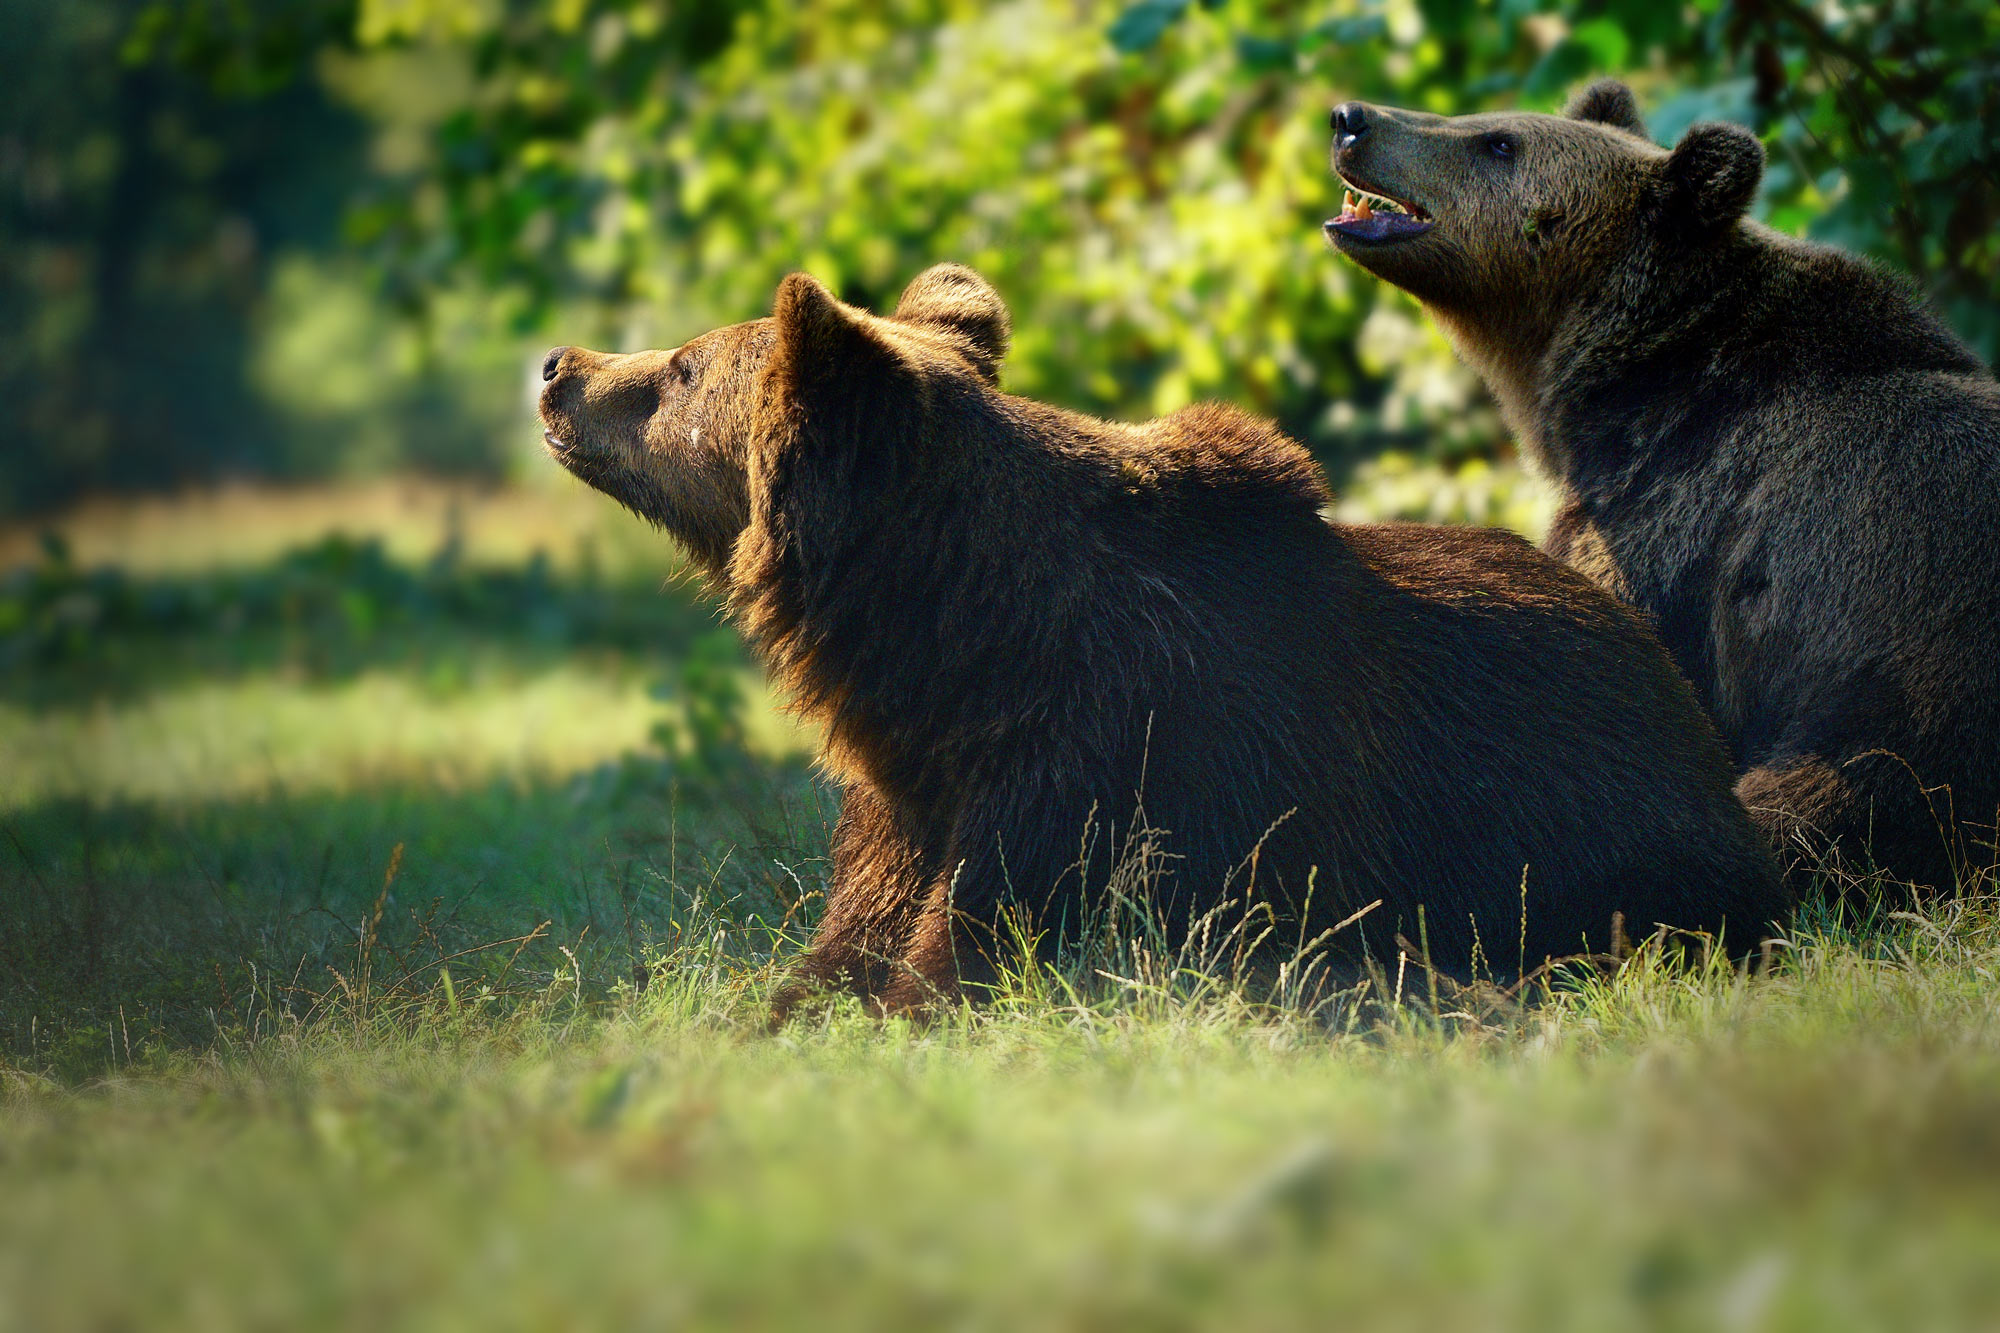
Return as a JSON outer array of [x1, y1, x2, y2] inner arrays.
[[541, 346, 570, 382], [1330, 101, 1368, 149]]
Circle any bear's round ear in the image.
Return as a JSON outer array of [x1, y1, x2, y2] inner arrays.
[[1565, 79, 1647, 138], [1661, 121, 1764, 234], [891, 263, 1011, 383]]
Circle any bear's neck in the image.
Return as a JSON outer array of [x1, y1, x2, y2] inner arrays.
[[1446, 225, 1990, 499], [1429, 303, 1561, 464], [1426, 229, 1756, 485]]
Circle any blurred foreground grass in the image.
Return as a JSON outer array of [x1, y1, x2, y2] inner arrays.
[[4, 478, 1998, 1330], [7, 900, 2000, 1331]]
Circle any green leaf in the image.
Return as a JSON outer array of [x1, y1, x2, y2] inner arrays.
[[1648, 78, 1758, 146], [1908, 123, 1985, 181], [1235, 35, 1293, 71], [1316, 16, 1387, 45], [1523, 40, 1592, 100], [1109, 0, 1191, 53], [1570, 18, 1631, 72]]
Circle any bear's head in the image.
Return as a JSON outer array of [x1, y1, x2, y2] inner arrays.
[[537, 263, 1011, 576], [1322, 80, 1764, 321]]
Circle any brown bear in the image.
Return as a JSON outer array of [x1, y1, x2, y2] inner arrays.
[[1323, 82, 2000, 896], [538, 263, 1785, 1013]]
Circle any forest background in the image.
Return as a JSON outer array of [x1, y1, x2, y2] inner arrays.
[[8, 0, 1996, 522]]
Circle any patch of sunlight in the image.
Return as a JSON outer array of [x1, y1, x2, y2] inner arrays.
[[1335, 453, 1558, 540], [0, 665, 812, 811], [0, 477, 680, 582]]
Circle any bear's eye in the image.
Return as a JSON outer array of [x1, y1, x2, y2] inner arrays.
[[1484, 134, 1517, 160], [671, 355, 698, 389]]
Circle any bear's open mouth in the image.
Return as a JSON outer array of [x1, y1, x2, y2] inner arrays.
[[1324, 176, 1435, 244]]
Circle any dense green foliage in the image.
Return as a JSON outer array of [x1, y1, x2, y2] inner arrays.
[[5, 1, 1993, 514], [1126, 0, 2000, 350]]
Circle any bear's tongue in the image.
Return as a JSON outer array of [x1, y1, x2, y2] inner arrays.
[[1326, 189, 1433, 242]]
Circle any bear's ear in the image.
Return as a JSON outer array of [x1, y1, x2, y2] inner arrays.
[[765, 270, 925, 481], [1565, 79, 1647, 138], [891, 263, 1011, 383], [769, 271, 910, 404], [1660, 121, 1764, 233]]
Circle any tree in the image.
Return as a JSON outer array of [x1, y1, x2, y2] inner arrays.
[[8, 0, 1992, 515]]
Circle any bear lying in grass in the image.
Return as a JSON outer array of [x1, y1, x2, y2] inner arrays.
[[1323, 82, 2000, 894], [539, 264, 1784, 1013]]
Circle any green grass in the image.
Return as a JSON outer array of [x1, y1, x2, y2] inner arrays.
[[4, 483, 1999, 1331], [6, 906, 2000, 1331]]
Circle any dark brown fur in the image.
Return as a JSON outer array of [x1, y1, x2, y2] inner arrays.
[[541, 264, 1785, 1014], [1325, 82, 2000, 894]]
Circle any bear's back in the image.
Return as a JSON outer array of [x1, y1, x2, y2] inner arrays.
[[1009, 506, 1782, 969]]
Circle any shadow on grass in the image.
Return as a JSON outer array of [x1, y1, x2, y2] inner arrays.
[[0, 759, 832, 1082]]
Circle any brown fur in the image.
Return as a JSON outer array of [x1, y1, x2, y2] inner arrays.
[[1325, 82, 2000, 895], [541, 264, 1785, 1015]]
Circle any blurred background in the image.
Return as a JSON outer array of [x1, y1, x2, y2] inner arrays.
[[9, 0, 1997, 519], [3, 0, 1996, 1071]]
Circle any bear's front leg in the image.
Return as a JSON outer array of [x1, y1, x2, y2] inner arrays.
[[870, 880, 977, 1017], [772, 784, 951, 1022]]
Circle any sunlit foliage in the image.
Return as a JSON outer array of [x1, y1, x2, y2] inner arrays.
[[7, 1, 1995, 519]]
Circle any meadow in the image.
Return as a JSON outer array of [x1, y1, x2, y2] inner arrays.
[[4, 477, 1999, 1331], [8, 0, 1998, 1323]]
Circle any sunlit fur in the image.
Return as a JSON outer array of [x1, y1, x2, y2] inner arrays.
[[1328, 80, 2000, 895], [543, 263, 1784, 1015]]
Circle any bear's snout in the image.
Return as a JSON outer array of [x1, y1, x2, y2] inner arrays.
[[1330, 101, 1368, 149], [541, 346, 570, 382]]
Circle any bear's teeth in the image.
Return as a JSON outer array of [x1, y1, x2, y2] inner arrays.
[[1340, 186, 1421, 222]]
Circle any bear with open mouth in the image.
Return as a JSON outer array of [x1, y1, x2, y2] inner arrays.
[[540, 263, 1785, 1015], [1324, 80, 2000, 897]]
